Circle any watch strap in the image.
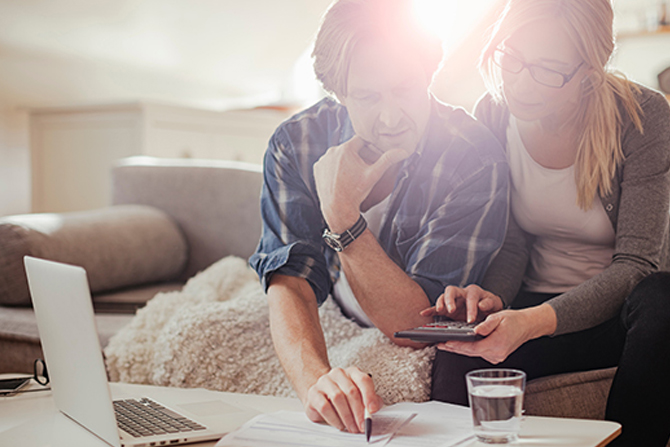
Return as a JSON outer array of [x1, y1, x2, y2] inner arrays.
[[322, 214, 367, 252]]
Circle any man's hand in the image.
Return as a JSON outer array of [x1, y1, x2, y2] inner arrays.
[[268, 275, 386, 433], [420, 284, 504, 324], [304, 366, 383, 434], [313, 135, 409, 232]]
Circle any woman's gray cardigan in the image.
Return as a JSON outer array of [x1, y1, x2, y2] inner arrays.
[[474, 85, 670, 335]]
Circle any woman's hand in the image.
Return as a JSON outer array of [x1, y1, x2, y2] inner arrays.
[[436, 304, 558, 364], [420, 284, 504, 323]]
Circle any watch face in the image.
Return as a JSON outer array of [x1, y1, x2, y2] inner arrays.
[[324, 236, 344, 252]]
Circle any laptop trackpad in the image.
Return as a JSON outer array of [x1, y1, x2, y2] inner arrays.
[[178, 400, 243, 417]]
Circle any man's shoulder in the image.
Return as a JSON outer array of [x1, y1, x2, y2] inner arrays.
[[273, 97, 350, 146], [427, 98, 507, 167]]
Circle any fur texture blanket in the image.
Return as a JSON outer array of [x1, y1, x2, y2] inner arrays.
[[105, 256, 436, 405]]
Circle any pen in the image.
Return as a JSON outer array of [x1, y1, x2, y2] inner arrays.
[[365, 373, 373, 443]]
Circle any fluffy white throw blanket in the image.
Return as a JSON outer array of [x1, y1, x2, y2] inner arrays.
[[105, 256, 435, 404]]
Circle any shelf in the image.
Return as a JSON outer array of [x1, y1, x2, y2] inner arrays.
[[617, 25, 670, 39]]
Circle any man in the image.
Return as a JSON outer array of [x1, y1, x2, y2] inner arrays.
[[249, 0, 508, 435]]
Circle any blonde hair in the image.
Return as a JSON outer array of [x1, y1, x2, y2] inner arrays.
[[480, 0, 643, 210], [312, 0, 442, 98]]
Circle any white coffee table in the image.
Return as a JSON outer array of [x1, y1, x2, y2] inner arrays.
[[0, 377, 620, 447]]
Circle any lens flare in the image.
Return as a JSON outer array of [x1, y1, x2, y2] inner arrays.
[[413, 0, 493, 54]]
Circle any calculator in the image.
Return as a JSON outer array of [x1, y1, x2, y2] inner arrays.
[[394, 318, 483, 343]]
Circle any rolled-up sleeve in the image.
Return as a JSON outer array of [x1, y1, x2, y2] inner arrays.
[[249, 129, 332, 305]]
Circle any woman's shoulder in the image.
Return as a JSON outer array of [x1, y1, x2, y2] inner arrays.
[[619, 83, 670, 154], [630, 83, 670, 116]]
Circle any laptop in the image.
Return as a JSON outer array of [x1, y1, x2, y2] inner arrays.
[[24, 256, 259, 447]]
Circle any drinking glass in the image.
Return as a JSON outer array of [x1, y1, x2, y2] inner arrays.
[[466, 369, 526, 444]]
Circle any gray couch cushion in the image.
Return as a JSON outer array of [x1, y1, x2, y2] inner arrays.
[[0, 306, 135, 373], [112, 158, 263, 280], [92, 282, 184, 314], [526, 368, 616, 419], [0, 205, 188, 306]]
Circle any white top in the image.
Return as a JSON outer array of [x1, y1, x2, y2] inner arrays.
[[506, 117, 615, 294], [331, 194, 392, 327]]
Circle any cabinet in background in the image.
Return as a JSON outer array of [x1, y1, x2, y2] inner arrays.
[[29, 102, 291, 213]]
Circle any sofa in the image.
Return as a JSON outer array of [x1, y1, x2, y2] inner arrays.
[[0, 156, 620, 422]]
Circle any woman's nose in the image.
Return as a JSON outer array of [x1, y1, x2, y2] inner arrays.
[[507, 66, 538, 95]]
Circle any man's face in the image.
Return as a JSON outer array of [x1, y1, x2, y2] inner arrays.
[[340, 37, 432, 155]]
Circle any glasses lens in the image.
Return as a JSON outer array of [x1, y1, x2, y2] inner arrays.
[[494, 51, 522, 74], [529, 66, 565, 88], [34, 359, 49, 386]]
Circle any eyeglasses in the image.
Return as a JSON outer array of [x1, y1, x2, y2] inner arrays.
[[493, 49, 584, 88], [0, 359, 50, 396], [33, 358, 50, 386]]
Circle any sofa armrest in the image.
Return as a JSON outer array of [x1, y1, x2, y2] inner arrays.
[[112, 157, 264, 280], [0, 205, 187, 306]]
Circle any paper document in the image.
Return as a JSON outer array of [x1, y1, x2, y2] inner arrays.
[[216, 408, 412, 446], [216, 401, 475, 447], [383, 401, 474, 446]]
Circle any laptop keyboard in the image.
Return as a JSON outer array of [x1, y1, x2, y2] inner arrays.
[[114, 398, 206, 438]]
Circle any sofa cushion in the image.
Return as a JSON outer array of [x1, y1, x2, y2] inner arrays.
[[112, 158, 263, 281], [0, 306, 135, 373], [92, 282, 184, 314], [0, 205, 188, 306], [525, 368, 616, 419]]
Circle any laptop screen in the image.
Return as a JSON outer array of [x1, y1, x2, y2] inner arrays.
[[24, 256, 121, 447]]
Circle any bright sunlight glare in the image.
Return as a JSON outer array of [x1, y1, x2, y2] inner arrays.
[[413, 0, 493, 55]]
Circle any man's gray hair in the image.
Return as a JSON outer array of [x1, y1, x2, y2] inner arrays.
[[312, 0, 443, 98]]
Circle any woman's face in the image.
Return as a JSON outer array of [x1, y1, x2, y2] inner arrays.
[[501, 19, 589, 125]]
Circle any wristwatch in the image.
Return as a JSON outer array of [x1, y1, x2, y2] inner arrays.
[[322, 215, 367, 252]]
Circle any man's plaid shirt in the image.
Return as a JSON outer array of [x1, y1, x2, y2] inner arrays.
[[250, 97, 509, 306]]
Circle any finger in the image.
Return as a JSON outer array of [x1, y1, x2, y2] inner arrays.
[[442, 287, 463, 314], [478, 297, 494, 312], [327, 369, 362, 433], [478, 295, 503, 313], [419, 305, 437, 317], [367, 148, 409, 181], [436, 340, 479, 357], [434, 293, 445, 314], [342, 135, 368, 153], [304, 399, 325, 424], [349, 370, 381, 414], [348, 368, 380, 430], [475, 313, 502, 336], [465, 287, 484, 323], [306, 388, 345, 431]]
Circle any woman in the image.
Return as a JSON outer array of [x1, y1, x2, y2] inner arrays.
[[426, 0, 670, 446]]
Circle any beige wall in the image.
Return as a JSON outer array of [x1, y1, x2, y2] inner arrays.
[[0, 1, 667, 217], [0, 106, 30, 217]]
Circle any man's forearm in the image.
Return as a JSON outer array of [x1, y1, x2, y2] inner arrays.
[[267, 274, 331, 402], [338, 230, 432, 347]]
